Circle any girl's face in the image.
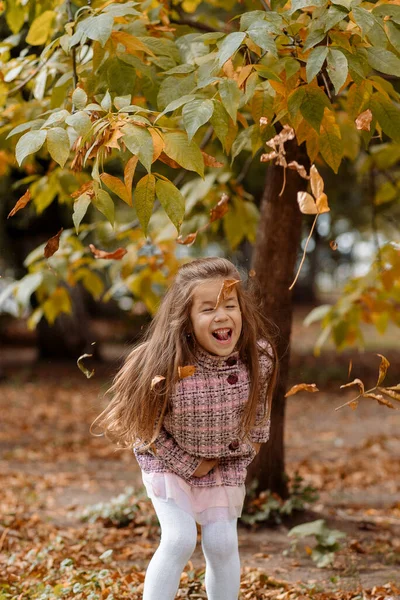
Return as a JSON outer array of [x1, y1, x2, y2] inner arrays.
[[189, 279, 242, 356]]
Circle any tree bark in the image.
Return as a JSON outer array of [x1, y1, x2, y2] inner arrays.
[[246, 140, 310, 498]]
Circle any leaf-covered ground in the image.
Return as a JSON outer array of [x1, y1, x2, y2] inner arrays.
[[1, 331, 400, 599]]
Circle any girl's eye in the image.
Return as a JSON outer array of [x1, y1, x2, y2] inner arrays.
[[202, 308, 213, 312], [226, 305, 236, 308]]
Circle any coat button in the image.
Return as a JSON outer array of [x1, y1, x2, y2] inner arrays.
[[229, 440, 240, 451], [227, 374, 238, 385], [225, 357, 237, 366]]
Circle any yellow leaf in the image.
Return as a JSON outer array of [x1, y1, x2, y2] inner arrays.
[[149, 129, 165, 163], [310, 164, 324, 199], [316, 192, 330, 214], [178, 365, 196, 379], [100, 173, 131, 205], [124, 155, 138, 201], [285, 383, 319, 397], [297, 191, 317, 214], [214, 279, 241, 308], [42, 287, 72, 325], [112, 31, 155, 56], [151, 375, 166, 390], [26, 10, 55, 46], [340, 378, 365, 395]]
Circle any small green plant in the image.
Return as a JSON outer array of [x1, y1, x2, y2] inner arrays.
[[78, 486, 155, 528], [287, 519, 346, 568], [242, 473, 319, 525]]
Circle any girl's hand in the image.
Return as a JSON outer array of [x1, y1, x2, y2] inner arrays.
[[193, 459, 218, 477]]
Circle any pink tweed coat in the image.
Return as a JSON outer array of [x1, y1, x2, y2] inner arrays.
[[134, 340, 273, 487]]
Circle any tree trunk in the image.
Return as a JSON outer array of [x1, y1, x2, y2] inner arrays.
[[246, 140, 309, 498]]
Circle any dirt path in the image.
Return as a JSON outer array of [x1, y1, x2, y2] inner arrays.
[[1, 349, 399, 595]]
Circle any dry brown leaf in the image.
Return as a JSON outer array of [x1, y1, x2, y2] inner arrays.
[[150, 375, 165, 390], [340, 378, 365, 395], [348, 359, 353, 379], [355, 109, 373, 132], [210, 193, 229, 222], [285, 383, 319, 397], [310, 164, 324, 199], [44, 228, 63, 258], [176, 232, 197, 246], [316, 192, 330, 214], [105, 128, 124, 150], [201, 151, 224, 168], [330, 240, 338, 250], [259, 117, 269, 126], [376, 353, 390, 386], [124, 155, 138, 202], [297, 191, 317, 214], [89, 244, 127, 260], [364, 392, 395, 409], [214, 278, 241, 309], [378, 387, 400, 402], [386, 384, 400, 391], [287, 161, 309, 180], [7, 189, 31, 218], [249, 269, 256, 277], [178, 365, 196, 379]]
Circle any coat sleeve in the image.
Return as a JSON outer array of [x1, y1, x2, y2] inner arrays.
[[248, 341, 273, 444], [148, 426, 203, 480]]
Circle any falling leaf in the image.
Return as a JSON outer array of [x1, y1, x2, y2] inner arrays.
[[214, 278, 241, 309], [201, 151, 224, 168], [178, 365, 196, 379], [349, 400, 359, 410], [249, 269, 256, 277], [285, 383, 319, 397], [287, 161, 309, 180], [210, 193, 229, 222], [77, 353, 95, 378], [259, 117, 269, 126], [376, 353, 390, 386], [44, 228, 63, 258], [89, 244, 127, 260], [340, 378, 365, 395], [297, 191, 318, 214], [151, 375, 165, 390], [330, 240, 338, 250], [348, 359, 352, 379], [176, 232, 197, 246], [7, 189, 31, 218], [355, 109, 373, 132]]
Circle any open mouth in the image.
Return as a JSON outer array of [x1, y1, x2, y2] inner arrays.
[[212, 328, 232, 342]]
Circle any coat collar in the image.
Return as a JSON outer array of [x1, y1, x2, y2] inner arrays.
[[191, 342, 240, 370]]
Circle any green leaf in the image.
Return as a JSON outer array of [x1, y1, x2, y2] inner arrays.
[[16, 130, 47, 166], [326, 49, 348, 95], [155, 94, 197, 122], [231, 127, 252, 162], [122, 124, 154, 173], [210, 101, 230, 150], [247, 23, 278, 57], [323, 5, 348, 31], [288, 86, 331, 132], [6, 119, 46, 139], [306, 46, 328, 83], [75, 14, 114, 48], [134, 174, 156, 235], [26, 11, 55, 46], [155, 179, 185, 232], [289, 0, 328, 14], [157, 74, 196, 111], [65, 111, 92, 136], [367, 48, 400, 76], [217, 32, 246, 67], [385, 21, 400, 49], [303, 28, 326, 51], [72, 87, 88, 109], [163, 131, 204, 177], [370, 93, 400, 143], [92, 189, 115, 225], [219, 79, 242, 122], [352, 6, 375, 37], [182, 99, 214, 142], [15, 273, 43, 308], [46, 128, 70, 168], [73, 193, 91, 234]]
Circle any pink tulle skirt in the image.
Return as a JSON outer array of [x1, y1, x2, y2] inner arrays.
[[141, 468, 246, 525]]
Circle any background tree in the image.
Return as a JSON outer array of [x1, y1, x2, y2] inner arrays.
[[0, 0, 399, 495]]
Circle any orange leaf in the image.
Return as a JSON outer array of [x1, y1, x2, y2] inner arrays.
[[330, 240, 338, 250], [111, 31, 155, 56], [285, 383, 319, 397], [378, 387, 400, 402], [201, 151, 224, 168], [237, 64, 253, 89], [178, 365, 196, 379], [249, 269, 256, 277], [105, 128, 124, 150], [316, 192, 330, 214], [310, 164, 324, 199], [71, 181, 94, 199], [376, 353, 390, 386], [7, 189, 31, 218], [355, 109, 372, 132], [150, 129, 165, 163], [348, 359, 352, 379], [124, 155, 138, 201], [89, 244, 127, 260], [158, 152, 180, 169], [44, 228, 63, 258], [210, 193, 229, 222], [214, 279, 241, 309], [364, 392, 395, 409], [349, 400, 359, 410], [100, 173, 131, 205], [176, 232, 197, 246]]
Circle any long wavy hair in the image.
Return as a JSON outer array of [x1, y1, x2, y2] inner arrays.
[[91, 257, 279, 450]]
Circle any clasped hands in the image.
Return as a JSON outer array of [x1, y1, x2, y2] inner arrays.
[[193, 441, 261, 477]]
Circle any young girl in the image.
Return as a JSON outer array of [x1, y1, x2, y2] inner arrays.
[[93, 257, 278, 600]]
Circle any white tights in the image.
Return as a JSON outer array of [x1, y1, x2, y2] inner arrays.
[[143, 497, 241, 600]]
